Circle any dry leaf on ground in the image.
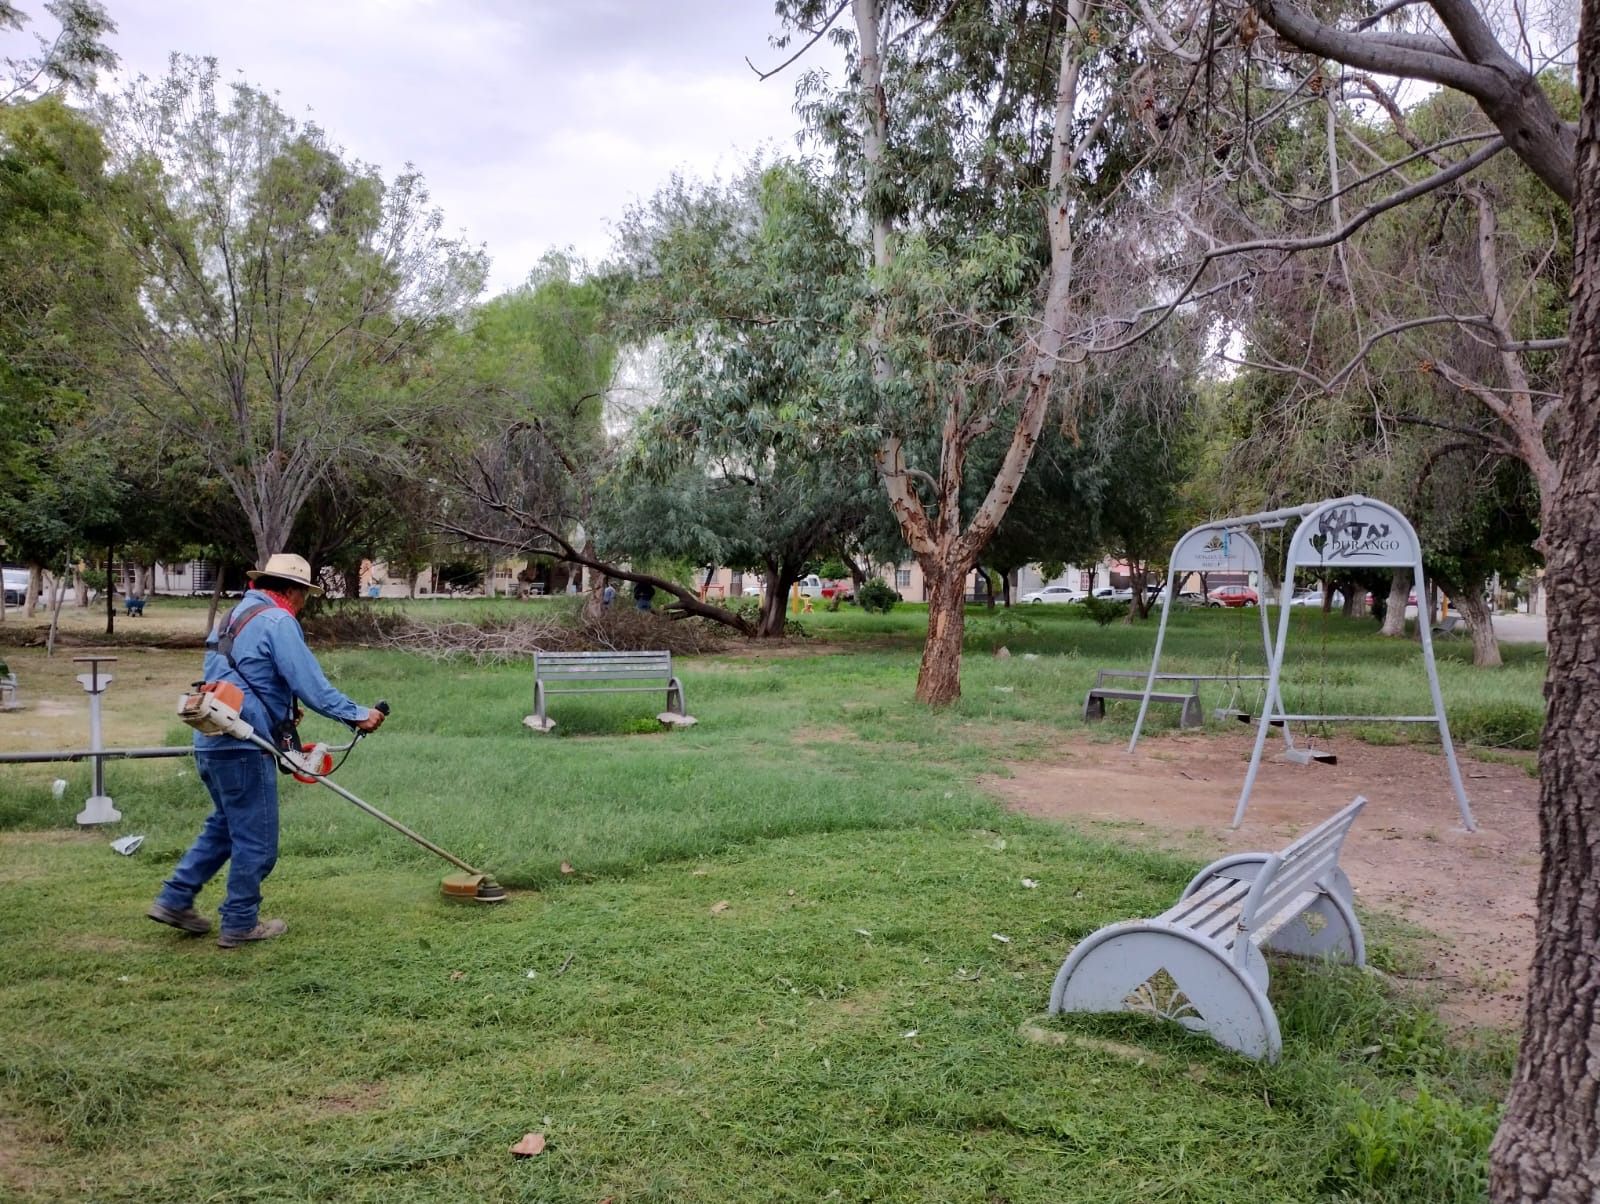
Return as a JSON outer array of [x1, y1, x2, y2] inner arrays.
[[710, 900, 730, 915], [510, 1132, 546, 1158]]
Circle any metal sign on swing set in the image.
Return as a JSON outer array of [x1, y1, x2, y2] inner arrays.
[[1170, 526, 1264, 575], [1290, 500, 1419, 568]]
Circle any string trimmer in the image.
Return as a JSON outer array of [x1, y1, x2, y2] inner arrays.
[[177, 682, 506, 903]]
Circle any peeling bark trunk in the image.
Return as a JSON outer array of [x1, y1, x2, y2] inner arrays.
[[1455, 592, 1502, 668], [1380, 570, 1410, 636], [917, 563, 966, 705], [24, 564, 40, 617], [73, 568, 87, 609], [1488, 5, 1600, 1186]]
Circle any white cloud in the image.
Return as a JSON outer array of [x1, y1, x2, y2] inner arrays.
[[99, 0, 840, 292]]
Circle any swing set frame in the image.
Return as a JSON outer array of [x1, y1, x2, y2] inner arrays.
[[1127, 494, 1476, 832]]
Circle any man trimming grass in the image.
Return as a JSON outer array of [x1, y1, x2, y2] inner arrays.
[[146, 554, 387, 949]]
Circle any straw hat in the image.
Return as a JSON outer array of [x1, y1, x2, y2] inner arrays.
[[246, 553, 325, 596]]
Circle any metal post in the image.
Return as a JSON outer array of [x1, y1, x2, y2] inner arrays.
[[1414, 555, 1477, 831], [73, 656, 120, 824], [1256, 571, 1293, 751], [1127, 565, 1178, 752], [1233, 563, 1298, 828]]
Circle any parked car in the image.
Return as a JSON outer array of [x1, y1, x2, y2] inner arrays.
[[1289, 588, 1345, 607], [1090, 586, 1134, 601], [2, 567, 26, 607], [1364, 591, 1417, 607], [1021, 583, 1087, 604], [1206, 585, 1259, 608]]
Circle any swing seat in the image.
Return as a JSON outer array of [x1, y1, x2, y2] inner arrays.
[[1213, 706, 1251, 722], [1282, 747, 1337, 766]]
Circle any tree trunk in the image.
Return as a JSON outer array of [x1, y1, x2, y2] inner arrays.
[[206, 563, 226, 635], [1002, 570, 1013, 607], [1380, 570, 1410, 636], [1453, 591, 1502, 668], [1488, 8, 1600, 1188], [24, 564, 41, 617], [73, 567, 87, 608], [757, 570, 791, 638], [916, 563, 967, 704], [44, 561, 68, 656], [105, 545, 115, 637]]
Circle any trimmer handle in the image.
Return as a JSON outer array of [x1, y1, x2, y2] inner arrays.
[[376, 700, 391, 716]]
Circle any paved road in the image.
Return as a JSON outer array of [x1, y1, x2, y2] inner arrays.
[[1493, 613, 1547, 644]]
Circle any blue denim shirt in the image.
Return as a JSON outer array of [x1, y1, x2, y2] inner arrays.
[[194, 590, 369, 754]]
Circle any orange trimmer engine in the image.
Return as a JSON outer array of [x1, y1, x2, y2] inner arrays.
[[176, 681, 253, 739], [291, 743, 334, 784]]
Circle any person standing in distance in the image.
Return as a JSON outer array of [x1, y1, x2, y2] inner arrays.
[[147, 554, 386, 948]]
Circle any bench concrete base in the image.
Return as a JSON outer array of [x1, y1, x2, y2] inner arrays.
[[522, 714, 557, 734], [657, 712, 697, 728]]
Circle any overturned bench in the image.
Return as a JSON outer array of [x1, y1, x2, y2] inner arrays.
[[1083, 668, 1202, 729], [1047, 796, 1368, 1061], [523, 650, 694, 734]]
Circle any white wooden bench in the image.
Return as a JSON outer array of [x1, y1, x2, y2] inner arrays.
[[1083, 668, 1202, 729], [1047, 796, 1367, 1061], [522, 650, 693, 734]]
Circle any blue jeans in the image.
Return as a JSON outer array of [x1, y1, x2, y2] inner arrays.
[[156, 751, 280, 933]]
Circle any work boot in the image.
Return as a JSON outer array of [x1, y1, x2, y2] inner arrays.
[[146, 901, 212, 934], [216, 918, 288, 949]]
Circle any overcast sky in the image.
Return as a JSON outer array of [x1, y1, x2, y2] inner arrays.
[[99, 0, 841, 293]]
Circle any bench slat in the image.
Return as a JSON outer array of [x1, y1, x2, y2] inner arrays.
[[1091, 689, 1194, 703], [540, 669, 672, 678]]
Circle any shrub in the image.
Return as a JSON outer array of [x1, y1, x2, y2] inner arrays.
[[1451, 700, 1542, 750], [1325, 1085, 1498, 1202], [856, 580, 899, 614], [1080, 594, 1128, 626]]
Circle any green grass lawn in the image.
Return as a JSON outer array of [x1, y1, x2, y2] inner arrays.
[[0, 607, 1536, 1202]]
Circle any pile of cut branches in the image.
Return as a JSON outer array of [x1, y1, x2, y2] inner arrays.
[[307, 605, 730, 664]]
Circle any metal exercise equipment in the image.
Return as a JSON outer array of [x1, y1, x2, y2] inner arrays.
[[0, 657, 192, 825]]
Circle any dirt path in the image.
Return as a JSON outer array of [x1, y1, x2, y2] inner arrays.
[[984, 730, 1539, 1030]]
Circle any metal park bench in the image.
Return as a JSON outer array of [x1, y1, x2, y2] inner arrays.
[[124, 597, 145, 617], [1083, 669, 1202, 729], [1432, 613, 1465, 637], [1048, 796, 1367, 1061], [0, 671, 19, 711], [522, 650, 694, 734]]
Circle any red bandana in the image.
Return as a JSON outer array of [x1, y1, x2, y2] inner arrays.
[[260, 588, 301, 616]]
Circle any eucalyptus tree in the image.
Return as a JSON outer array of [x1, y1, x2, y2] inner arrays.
[[605, 162, 883, 637], [98, 56, 486, 567], [772, 0, 1169, 703]]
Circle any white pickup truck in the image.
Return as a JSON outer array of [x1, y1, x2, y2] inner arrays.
[[797, 574, 853, 601]]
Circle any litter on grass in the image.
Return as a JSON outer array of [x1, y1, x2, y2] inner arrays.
[[110, 835, 145, 856], [1021, 877, 1039, 889], [510, 1132, 546, 1158], [992, 933, 1012, 943]]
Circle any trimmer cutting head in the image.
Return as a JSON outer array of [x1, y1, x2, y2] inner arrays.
[[441, 872, 508, 903]]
